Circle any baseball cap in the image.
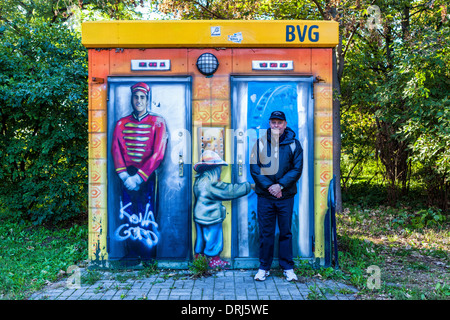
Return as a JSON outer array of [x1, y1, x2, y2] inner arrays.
[[269, 111, 286, 121]]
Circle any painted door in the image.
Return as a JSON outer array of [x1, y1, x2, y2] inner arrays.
[[107, 76, 192, 263], [231, 76, 314, 268]]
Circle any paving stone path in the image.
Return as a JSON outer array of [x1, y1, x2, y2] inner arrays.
[[28, 269, 358, 301]]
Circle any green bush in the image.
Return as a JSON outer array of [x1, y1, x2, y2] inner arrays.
[[411, 208, 446, 229], [0, 19, 88, 224]]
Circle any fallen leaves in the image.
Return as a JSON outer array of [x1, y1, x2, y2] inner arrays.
[[338, 205, 450, 299]]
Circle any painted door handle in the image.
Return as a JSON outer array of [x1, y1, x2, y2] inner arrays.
[[238, 155, 243, 176], [179, 154, 184, 177]]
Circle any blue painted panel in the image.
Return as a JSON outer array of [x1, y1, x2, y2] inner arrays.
[[231, 76, 314, 262], [246, 81, 299, 258]]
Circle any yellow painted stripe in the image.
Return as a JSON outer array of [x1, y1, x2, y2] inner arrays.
[[127, 147, 146, 152], [127, 152, 144, 157], [124, 123, 152, 128], [126, 142, 147, 147], [82, 20, 339, 48], [138, 169, 149, 180], [124, 136, 149, 141], [123, 130, 151, 134]]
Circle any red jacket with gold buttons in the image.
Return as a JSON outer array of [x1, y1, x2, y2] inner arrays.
[[111, 112, 167, 182]]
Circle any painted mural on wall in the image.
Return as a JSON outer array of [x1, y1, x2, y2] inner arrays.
[[193, 150, 251, 268], [108, 77, 192, 262], [86, 42, 335, 266], [231, 77, 315, 262], [246, 82, 300, 258], [110, 82, 168, 260]]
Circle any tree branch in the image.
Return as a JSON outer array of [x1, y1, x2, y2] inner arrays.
[[343, 25, 358, 60], [192, 0, 227, 19], [310, 0, 328, 20]]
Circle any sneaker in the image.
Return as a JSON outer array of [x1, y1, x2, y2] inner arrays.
[[254, 269, 270, 281], [283, 269, 298, 281]]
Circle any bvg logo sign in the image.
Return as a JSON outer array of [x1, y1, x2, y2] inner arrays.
[[285, 25, 320, 43]]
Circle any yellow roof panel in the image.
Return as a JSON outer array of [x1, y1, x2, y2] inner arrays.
[[81, 20, 338, 48]]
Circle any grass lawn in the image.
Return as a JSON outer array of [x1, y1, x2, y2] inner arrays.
[[0, 204, 448, 300], [0, 219, 88, 299], [296, 204, 449, 300]]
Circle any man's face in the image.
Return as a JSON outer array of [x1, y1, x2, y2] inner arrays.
[[132, 91, 148, 116], [269, 119, 287, 136]]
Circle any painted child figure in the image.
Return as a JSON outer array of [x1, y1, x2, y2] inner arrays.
[[193, 150, 251, 268]]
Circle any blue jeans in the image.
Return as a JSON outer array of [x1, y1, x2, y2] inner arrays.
[[257, 196, 295, 271], [195, 222, 223, 257]]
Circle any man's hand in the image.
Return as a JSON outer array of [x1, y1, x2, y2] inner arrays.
[[118, 171, 130, 183], [268, 184, 282, 198], [124, 174, 143, 191]]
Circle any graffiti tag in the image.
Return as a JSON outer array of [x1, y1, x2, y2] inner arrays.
[[115, 199, 159, 248]]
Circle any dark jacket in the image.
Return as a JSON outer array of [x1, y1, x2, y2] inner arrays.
[[250, 127, 303, 200]]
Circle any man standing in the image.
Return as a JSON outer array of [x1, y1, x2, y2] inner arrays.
[[250, 111, 303, 281], [111, 82, 168, 258]]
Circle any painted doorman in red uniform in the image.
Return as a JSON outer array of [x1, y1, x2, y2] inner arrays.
[[111, 82, 168, 259]]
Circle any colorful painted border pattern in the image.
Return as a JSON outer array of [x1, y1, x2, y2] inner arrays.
[[88, 50, 109, 263], [87, 48, 334, 264]]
